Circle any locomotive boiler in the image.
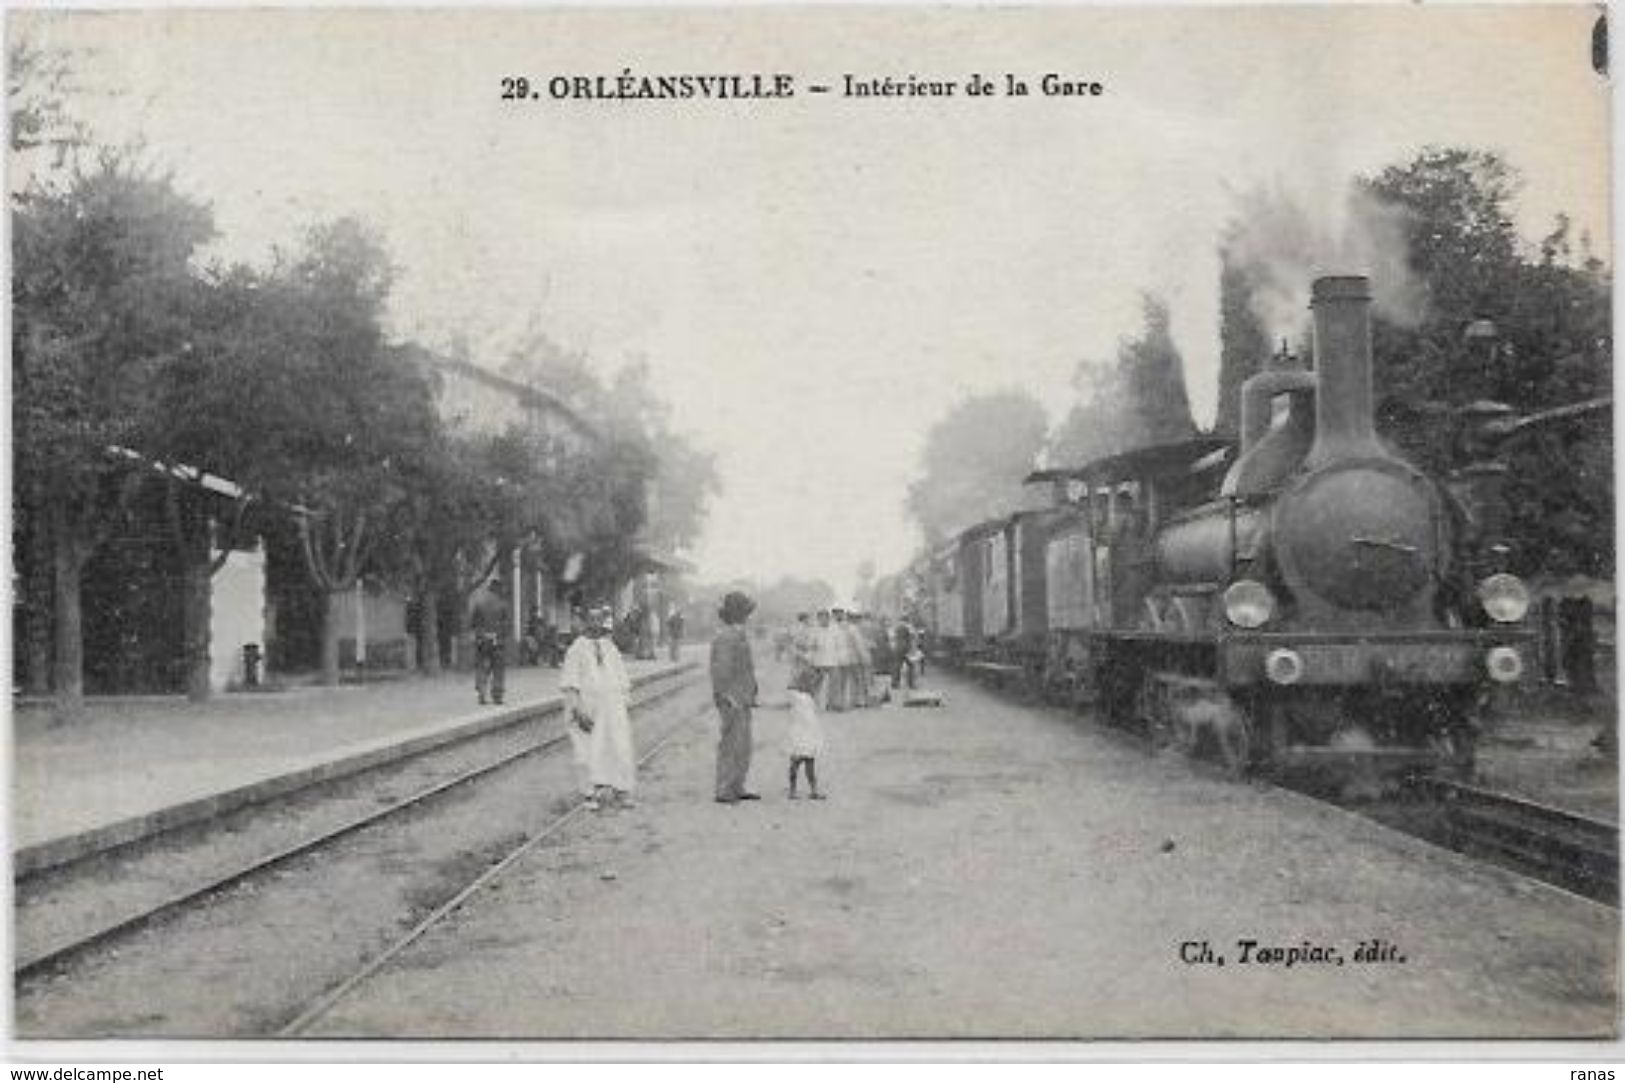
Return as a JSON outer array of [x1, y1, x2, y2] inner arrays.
[[928, 274, 1534, 777]]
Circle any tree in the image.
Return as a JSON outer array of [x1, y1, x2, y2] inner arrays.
[[1214, 254, 1272, 436], [12, 153, 215, 717], [211, 218, 440, 685], [906, 390, 1049, 545], [505, 340, 720, 560], [1119, 294, 1198, 444], [1048, 294, 1198, 469], [135, 266, 269, 700], [1048, 359, 1134, 467], [1356, 148, 1612, 576], [7, 36, 89, 172], [376, 418, 540, 675]]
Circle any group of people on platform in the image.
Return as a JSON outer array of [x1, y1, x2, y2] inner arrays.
[[787, 608, 923, 712], [521, 604, 686, 668], [474, 578, 929, 815]]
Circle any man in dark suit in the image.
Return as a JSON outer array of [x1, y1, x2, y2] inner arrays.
[[470, 582, 510, 705], [709, 591, 759, 804]]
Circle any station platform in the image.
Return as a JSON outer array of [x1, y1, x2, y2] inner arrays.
[[11, 651, 700, 876]]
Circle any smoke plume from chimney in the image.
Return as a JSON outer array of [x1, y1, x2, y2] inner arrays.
[[1220, 179, 1427, 346]]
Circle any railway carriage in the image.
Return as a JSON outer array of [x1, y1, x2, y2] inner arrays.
[[927, 539, 965, 655]]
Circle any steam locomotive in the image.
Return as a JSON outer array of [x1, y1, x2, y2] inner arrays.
[[923, 275, 1533, 777]]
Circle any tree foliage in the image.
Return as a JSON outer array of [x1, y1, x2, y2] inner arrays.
[[167, 217, 443, 682], [7, 36, 89, 172], [1214, 256, 1271, 436], [502, 332, 721, 565], [1048, 293, 1199, 467], [906, 389, 1049, 545], [1361, 149, 1611, 578], [11, 152, 216, 713], [10, 42, 722, 697]]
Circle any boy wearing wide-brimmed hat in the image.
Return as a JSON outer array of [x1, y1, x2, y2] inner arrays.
[[709, 590, 760, 804]]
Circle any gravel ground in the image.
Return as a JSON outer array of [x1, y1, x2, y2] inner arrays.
[[305, 659, 1619, 1040]]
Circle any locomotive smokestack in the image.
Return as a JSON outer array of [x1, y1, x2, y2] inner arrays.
[[1307, 274, 1384, 467]]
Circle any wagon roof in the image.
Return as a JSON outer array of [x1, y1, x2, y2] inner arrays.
[[1027, 435, 1232, 488], [957, 515, 1012, 540]]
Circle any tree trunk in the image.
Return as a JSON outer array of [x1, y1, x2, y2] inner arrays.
[[167, 485, 222, 703], [181, 557, 213, 702], [419, 585, 443, 676], [450, 602, 470, 671], [51, 526, 86, 723], [320, 589, 345, 686], [21, 488, 53, 695]]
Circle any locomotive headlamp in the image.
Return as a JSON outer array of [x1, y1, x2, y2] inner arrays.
[[1477, 573, 1531, 624], [1223, 580, 1276, 629], [1265, 648, 1305, 686], [1485, 646, 1524, 684]]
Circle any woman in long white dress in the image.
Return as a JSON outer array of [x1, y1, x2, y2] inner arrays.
[[560, 606, 637, 810]]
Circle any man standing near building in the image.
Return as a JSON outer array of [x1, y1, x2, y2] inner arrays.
[[710, 590, 760, 804], [666, 607, 685, 662], [470, 581, 510, 706]]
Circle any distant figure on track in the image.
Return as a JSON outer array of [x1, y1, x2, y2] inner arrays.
[[846, 610, 873, 708], [560, 605, 637, 811], [710, 590, 760, 805], [893, 619, 920, 693], [786, 666, 827, 801], [470, 583, 510, 706], [812, 609, 839, 710], [792, 613, 816, 670]]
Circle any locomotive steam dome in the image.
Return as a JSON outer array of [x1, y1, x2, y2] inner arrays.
[[1273, 462, 1440, 611]]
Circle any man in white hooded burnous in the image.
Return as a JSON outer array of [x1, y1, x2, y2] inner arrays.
[[560, 605, 637, 811]]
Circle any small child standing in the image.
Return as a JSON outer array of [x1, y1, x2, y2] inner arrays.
[[786, 666, 827, 800]]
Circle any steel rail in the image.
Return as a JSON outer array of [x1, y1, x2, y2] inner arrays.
[[276, 693, 714, 1037], [1419, 777, 1619, 904], [14, 674, 699, 980]]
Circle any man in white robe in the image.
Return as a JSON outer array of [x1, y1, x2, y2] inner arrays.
[[560, 606, 637, 810]]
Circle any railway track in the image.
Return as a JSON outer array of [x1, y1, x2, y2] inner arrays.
[[953, 666, 1621, 908], [1409, 777, 1619, 905], [278, 694, 706, 1036], [14, 666, 701, 987]]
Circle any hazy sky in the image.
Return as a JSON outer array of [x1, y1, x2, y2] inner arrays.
[[18, 5, 1610, 598]]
